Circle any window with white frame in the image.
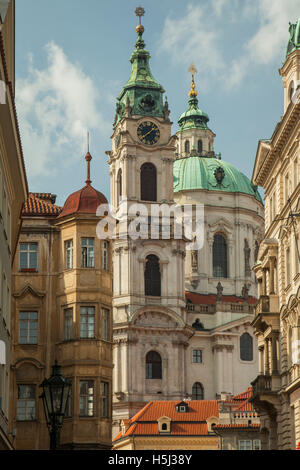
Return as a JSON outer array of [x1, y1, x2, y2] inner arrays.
[[20, 243, 38, 271], [64, 308, 73, 341], [81, 238, 94, 268], [239, 440, 252, 450], [17, 385, 36, 421], [192, 349, 203, 363], [80, 307, 95, 338], [65, 240, 73, 269], [101, 241, 109, 271], [253, 439, 261, 450], [79, 380, 94, 417], [19, 312, 38, 344]]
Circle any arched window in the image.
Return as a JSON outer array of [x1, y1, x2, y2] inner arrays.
[[145, 254, 161, 296], [240, 333, 253, 361], [141, 163, 157, 201], [184, 140, 190, 154], [213, 234, 228, 278], [162, 423, 167, 430], [192, 382, 204, 400], [117, 168, 122, 205], [146, 351, 162, 379], [197, 139, 203, 154]]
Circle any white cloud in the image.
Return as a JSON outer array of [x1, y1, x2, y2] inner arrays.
[[16, 41, 109, 180], [159, 4, 225, 88], [159, 0, 299, 90]]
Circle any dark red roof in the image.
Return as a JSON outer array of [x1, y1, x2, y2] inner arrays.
[[58, 183, 107, 219], [185, 292, 257, 305], [22, 193, 62, 217]]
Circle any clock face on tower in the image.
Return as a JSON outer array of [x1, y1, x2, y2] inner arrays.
[[137, 121, 160, 146]]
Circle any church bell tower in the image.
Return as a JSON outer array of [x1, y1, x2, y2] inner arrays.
[[107, 8, 192, 438]]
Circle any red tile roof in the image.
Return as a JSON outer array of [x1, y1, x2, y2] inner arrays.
[[57, 183, 107, 219], [213, 424, 260, 430], [113, 400, 219, 442], [22, 193, 62, 217], [186, 292, 257, 305]]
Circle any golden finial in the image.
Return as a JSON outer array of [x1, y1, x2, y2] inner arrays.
[[135, 6, 145, 34], [188, 63, 198, 97]]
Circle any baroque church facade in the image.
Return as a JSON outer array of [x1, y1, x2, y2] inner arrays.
[[108, 12, 264, 437]]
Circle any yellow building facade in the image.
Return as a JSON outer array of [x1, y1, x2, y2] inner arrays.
[[9, 157, 113, 449], [0, 0, 28, 449], [251, 18, 300, 450]]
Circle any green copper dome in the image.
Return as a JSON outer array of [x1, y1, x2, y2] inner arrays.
[[173, 156, 263, 203], [285, 17, 300, 58], [114, 18, 165, 126]]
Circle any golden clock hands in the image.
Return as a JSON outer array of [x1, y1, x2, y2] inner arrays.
[[143, 128, 155, 138]]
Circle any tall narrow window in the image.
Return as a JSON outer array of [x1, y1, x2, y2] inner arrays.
[[65, 240, 73, 269], [286, 246, 291, 286], [146, 351, 162, 379], [192, 382, 204, 400], [197, 139, 203, 154], [20, 243, 38, 271], [80, 307, 95, 338], [117, 168, 122, 205], [145, 254, 161, 296], [192, 350, 202, 363], [79, 381, 94, 417], [213, 234, 228, 278], [294, 159, 298, 189], [101, 308, 110, 341], [19, 312, 38, 344], [285, 174, 290, 203], [240, 333, 253, 361], [81, 238, 94, 268], [141, 163, 157, 201], [101, 241, 109, 271], [64, 308, 73, 341], [65, 380, 72, 418], [101, 381, 109, 417], [184, 140, 190, 154], [17, 385, 36, 421]]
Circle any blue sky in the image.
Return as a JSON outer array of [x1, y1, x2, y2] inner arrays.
[[15, 0, 299, 206]]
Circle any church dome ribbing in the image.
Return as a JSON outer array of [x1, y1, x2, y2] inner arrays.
[[173, 155, 263, 203]]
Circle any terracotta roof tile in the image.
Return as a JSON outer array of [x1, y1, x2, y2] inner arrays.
[[22, 193, 62, 217], [113, 400, 219, 442], [213, 424, 260, 430]]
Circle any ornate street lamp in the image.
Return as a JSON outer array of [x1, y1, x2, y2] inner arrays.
[[40, 361, 71, 450]]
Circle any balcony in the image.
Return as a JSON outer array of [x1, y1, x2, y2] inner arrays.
[[252, 295, 280, 334], [251, 374, 281, 401]]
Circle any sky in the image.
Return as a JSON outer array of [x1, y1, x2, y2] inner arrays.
[[15, 0, 300, 206]]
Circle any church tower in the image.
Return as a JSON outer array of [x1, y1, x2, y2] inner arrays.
[[107, 9, 192, 437]]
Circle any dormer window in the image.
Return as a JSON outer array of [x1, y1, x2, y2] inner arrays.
[[157, 416, 171, 433], [175, 401, 189, 413]]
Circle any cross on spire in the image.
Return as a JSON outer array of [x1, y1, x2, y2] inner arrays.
[[188, 63, 198, 98], [135, 6, 145, 25]]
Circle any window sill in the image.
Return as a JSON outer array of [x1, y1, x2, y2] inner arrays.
[[19, 269, 38, 273]]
